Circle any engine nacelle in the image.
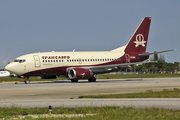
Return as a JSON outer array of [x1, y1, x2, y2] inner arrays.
[[38, 75, 57, 79], [68, 68, 93, 80]]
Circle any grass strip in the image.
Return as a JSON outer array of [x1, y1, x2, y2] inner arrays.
[[0, 106, 180, 120], [97, 73, 180, 79], [79, 88, 180, 98]]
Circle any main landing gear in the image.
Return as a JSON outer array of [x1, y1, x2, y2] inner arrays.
[[88, 77, 96, 82]]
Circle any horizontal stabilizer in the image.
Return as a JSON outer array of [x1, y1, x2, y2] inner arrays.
[[138, 49, 177, 57]]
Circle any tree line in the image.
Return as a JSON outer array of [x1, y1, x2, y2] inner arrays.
[[127, 54, 179, 73]]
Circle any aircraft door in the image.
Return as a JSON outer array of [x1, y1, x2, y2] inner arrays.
[[33, 55, 41, 67], [125, 54, 130, 63]]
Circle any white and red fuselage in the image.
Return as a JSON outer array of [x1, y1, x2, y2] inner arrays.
[[5, 17, 175, 83], [6, 46, 148, 76]]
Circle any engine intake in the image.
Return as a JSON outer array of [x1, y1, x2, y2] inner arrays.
[[68, 68, 93, 80]]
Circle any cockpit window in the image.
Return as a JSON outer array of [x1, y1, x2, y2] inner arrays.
[[14, 59, 26, 63], [19, 60, 22, 63], [14, 60, 19, 62]]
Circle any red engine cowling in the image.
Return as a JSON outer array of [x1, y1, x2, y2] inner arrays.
[[68, 68, 93, 80]]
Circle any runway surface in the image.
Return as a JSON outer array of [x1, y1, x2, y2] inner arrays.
[[0, 77, 180, 109]]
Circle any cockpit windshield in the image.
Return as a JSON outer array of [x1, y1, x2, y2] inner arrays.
[[14, 59, 26, 63]]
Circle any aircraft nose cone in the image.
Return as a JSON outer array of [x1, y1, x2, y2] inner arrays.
[[5, 63, 15, 73], [5, 64, 11, 72], [5, 62, 22, 75]]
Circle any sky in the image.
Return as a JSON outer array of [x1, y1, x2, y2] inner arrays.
[[0, 0, 180, 69]]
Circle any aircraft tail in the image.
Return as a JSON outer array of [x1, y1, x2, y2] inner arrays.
[[125, 17, 151, 53]]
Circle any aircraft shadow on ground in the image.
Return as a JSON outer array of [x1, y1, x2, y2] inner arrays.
[[96, 79, 142, 82], [24, 79, 143, 84]]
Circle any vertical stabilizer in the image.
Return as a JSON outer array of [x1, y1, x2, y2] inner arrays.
[[125, 17, 151, 53]]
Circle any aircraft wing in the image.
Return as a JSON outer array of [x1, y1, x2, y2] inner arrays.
[[82, 61, 152, 73], [138, 49, 177, 57]]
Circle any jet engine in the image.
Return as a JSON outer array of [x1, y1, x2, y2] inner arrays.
[[67, 68, 93, 80]]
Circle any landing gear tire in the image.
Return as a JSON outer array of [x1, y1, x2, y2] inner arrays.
[[71, 79, 78, 82], [25, 79, 30, 84], [88, 77, 96, 82]]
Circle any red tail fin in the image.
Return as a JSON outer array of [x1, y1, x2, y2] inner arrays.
[[125, 17, 151, 53]]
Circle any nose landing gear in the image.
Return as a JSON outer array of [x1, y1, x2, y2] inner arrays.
[[19, 76, 30, 84], [25, 79, 30, 84]]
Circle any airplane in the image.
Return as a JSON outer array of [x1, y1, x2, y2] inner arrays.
[[0, 70, 16, 77], [5, 17, 176, 84]]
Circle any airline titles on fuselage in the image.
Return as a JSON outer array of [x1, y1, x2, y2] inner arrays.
[[42, 56, 70, 59]]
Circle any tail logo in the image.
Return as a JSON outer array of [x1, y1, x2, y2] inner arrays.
[[134, 34, 146, 47]]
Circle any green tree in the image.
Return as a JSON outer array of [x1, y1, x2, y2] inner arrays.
[[154, 51, 158, 60], [150, 65, 155, 73], [142, 66, 146, 72], [159, 54, 165, 63]]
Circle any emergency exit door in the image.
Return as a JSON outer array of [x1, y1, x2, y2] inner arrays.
[[33, 55, 41, 67]]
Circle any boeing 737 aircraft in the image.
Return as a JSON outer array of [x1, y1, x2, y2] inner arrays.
[[5, 17, 175, 84]]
